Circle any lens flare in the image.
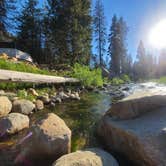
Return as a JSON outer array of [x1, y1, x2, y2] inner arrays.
[[149, 19, 166, 49]]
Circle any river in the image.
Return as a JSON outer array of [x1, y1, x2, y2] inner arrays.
[[0, 91, 112, 165]]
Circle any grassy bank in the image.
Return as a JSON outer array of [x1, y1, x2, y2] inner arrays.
[[0, 59, 131, 89]]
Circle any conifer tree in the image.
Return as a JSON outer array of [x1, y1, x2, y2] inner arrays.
[[135, 40, 148, 79], [45, 0, 92, 65], [0, 0, 16, 32], [17, 0, 41, 62], [108, 15, 119, 75], [108, 15, 129, 76], [93, 0, 106, 67]]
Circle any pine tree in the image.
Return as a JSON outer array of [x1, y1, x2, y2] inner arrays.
[[123, 53, 133, 76], [108, 15, 129, 76], [135, 40, 148, 79], [108, 15, 119, 76], [147, 53, 156, 78], [0, 0, 16, 32], [16, 0, 41, 62], [118, 17, 129, 74], [93, 0, 106, 67], [45, 0, 92, 66], [158, 49, 166, 76]]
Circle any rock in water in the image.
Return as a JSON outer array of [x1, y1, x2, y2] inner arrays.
[[0, 96, 12, 117], [12, 99, 35, 115], [107, 90, 166, 119], [53, 148, 119, 166], [15, 113, 71, 164], [98, 107, 166, 165], [0, 113, 29, 135]]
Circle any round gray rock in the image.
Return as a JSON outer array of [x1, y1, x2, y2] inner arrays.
[[0, 96, 12, 117], [53, 148, 119, 166], [0, 113, 29, 135], [12, 99, 35, 115]]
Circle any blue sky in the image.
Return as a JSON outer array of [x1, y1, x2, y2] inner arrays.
[[92, 0, 166, 60]]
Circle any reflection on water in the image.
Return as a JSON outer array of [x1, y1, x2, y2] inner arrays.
[[0, 92, 111, 165]]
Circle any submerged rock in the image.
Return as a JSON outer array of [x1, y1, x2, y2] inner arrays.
[[0, 96, 12, 117], [0, 113, 29, 135], [53, 148, 119, 166], [15, 113, 71, 164], [12, 99, 35, 115]]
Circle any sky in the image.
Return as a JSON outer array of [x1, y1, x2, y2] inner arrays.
[[92, 0, 166, 60]]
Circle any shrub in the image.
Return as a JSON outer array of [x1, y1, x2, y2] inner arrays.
[[72, 63, 103, 87], [17, 89, 35, 101], [111, 77, 124, 85], [121, 74, 131, 82]]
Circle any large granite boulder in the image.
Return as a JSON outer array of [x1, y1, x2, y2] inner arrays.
[[53, 148, 119, 166], [107, 89, 166, 120], [12, 99, 35, 115], [0, 113, 29, 135], [0, 96, 12, 117], [98, 89, 166, 166], [15, 113, 71, 164]]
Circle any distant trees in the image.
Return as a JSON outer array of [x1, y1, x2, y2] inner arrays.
[[133, 41, 160, 80], [93, 0, 106, 67], [158, 49, 166, 76], [134, 41, 148, 79], [108, 15, 131, 76]]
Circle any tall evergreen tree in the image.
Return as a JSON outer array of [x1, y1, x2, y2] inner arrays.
[[93, 0, 106, 67], [118, 17, 128, 74], [16, 0, 41, 62], [135, 40, 148, 79], [108, 15, 128, 76], [108, 15, 120, 76], [0, 0, 16, 32], [45, 0, 92, 66]]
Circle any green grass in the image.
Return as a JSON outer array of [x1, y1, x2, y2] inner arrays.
[[0, 59, 52, 75], [0, 59, 72, 90]]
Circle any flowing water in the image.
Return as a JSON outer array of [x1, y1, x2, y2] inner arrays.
[[0, 91, 112, 166]]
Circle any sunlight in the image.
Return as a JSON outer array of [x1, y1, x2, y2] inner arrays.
[[149, 19, 166, 49]]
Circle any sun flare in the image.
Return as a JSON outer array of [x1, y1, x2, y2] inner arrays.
[[149, 19, 166, 49]]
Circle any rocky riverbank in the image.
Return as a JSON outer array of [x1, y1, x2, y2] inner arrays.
[[0, 86, 118, 166]]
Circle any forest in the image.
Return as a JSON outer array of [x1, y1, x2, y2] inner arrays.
[[1, 0, 166, 83]]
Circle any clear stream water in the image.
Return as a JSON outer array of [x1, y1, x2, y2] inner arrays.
[[0, 92, 112, 166]]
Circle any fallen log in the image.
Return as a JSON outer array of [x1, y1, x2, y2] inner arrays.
[[0, 69, 79, 84]]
